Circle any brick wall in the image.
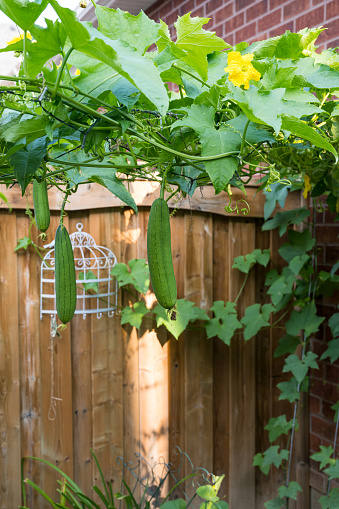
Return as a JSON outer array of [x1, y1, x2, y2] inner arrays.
[[145, 0, 339, 503]]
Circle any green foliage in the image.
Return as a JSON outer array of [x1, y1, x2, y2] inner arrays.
[[111, 259, 149, 294], [264, 415, 295, 443], [311, 446, 335, 470], [253, 446, 289, 475], [79, 270, 99, 293], [319, 488, 339, 509]]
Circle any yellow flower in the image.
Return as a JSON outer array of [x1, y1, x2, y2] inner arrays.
[[303, 174, 312, 199], [224, 51, 261, 90], [75, 69, 81, 76], [7, 32, 32, 45]]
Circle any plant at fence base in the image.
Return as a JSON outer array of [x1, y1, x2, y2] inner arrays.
[[0, 0, 339, 507]]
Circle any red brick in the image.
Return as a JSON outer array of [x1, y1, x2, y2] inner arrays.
[[258, 9, 282, 32], [164, 10, 180, 25], [284, 0, 310, 20], [325, 245, 339, 265], [312, 415, 336, 441], [319, 17, 339, 44], [326, 0, 339, 20], [270, 0, 291, 9], [234, 20, 257, 42], [146, 0, 173, 17], [326, 38, 339, 50], [205, 0, 223, 15], [246, 0, 268, 22], [310, 431, 322, 453], [225, 12, 244, 33], [214, 1, 234, 25], [179, 0, 195, 16], [310, 395, 321, 414], [324, 208, 338, 223], [295, 6, 325, 31], [269, 20, 294, 37], [315, 225, 339, 244], [214, 23, 225, 38], [322, 400, 336, 421], [325, 363, 339, 386], [191, 5, 205, 16], [310, 467, 327, 493], [311, 379, 339, 404], [235, 0, 255, 11]]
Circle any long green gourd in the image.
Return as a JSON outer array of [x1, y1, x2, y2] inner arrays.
[[33, 179, 50, 232], [147, 197, 177, 309], [55, 223, 77, 323]]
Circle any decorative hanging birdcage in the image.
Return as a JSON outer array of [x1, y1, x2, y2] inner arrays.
[[40, 223, 118, 320]]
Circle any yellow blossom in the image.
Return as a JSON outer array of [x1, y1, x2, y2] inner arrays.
[[56, 60, 63, 69], [7, 32, 32, 45], [224, 51, 261, 90], [303, 174, 312, 199], [75, 69, 81, 76]]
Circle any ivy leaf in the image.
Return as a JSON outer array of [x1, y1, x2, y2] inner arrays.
[[321, 339, 339, 363], [267, 275, 294, 307], [277, 377, 301, 403], [264, 415, 295, 443], [49, 1, 169, 115], [263, 183, 289, 220], [14, 236, 32, 251], [264, 498, 285, 509], [205, 301, 242, 345], [282, 352, 318, 383], [110, 259, 149, 294], [79, 270, 99, 293], [285, 301, 325, 338], [96, 7, 160, 55], [154, 299, 200, 339], [121, 301, 149, 329], [274, 334, 301, 358], [288, 254, 310, 276], [173, 13, 227, 80], [279, 229, 315, 263], [324, 461, 339, 481], [196, 485, 219, 502], [253, 446, 289, 475], [310, 446, 335, 470], [0, 0, 49, 30], [262, 207, 310, 236], [329, 313, 339, 338], [9, 137, 47, 193], [277, 482, 302, 501], [241, 303, 273, 341], [319, 488, 339, 509]]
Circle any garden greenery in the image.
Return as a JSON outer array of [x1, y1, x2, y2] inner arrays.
[[1, 0, 339, 508]]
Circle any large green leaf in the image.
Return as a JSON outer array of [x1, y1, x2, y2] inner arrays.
[[49, 1, 168, 115], [285, 301, 324, 338], [0, 115, 49, 144], [154, 299, 204, 339], [0, 0, 48, 30], [173, 13, 227, 80], [9, 137, 47, 192], [96, 7, 160, 54], [205, 301, 242, 345]]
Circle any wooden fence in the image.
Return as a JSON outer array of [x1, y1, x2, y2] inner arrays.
[[0, 182, 308, 509]]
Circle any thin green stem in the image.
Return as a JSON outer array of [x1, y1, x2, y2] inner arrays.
[[173, 64, 211, 88], [23, 31, 28, 78], [51, 47, 74, 100], [79, 72, 118, 99], [239, 118, 251, 161], [234, 273, 249, 304]]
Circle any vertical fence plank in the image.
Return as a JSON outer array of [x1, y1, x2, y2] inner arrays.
[[0, 212, 21, 509], [184, 212, 214, 474], [121, 209, 140, 482], [228, 219, 256, 508], [40, 212, 74, 501], [69, 212, 93, 496], [17, 212, 42, 508], [212, 214, 231, 500], [137, 209, 169, 473], [89, 209, 124, 490]]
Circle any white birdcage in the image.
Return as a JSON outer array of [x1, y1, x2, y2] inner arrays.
[[40, 223, 118, 320]]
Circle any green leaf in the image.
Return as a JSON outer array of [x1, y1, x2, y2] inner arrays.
[[324, 461, 339, 481], [173, 13, 227, 80], [319, 488, 339, 509], [277, 377, 301, 403], [264, 498, 285, 509], [267, 274, 294, 307], [241, 303, 273, 341], [281, 115, 338, 162], [1, 115, 49, 144], [154, 299, 200, 339], [196, 485, 219, 502], [278, 229, 315, 263], [110, 259, 149, 294], [265, 415, 295, 443], [79, 270, 99, 293], [277, 482, 302, 501], [14, 236, 32, 251], [286, 301, 324, 338], [49, 1, 169, 116], [80, 168, 137, 213], [205, 301, 242, 345], [329, 313, 339, 338], [275, 31, 304, 59], [253, 446, 289, 475], [161, 500, 187, 509], [227, 113, 276, 145], [310, 446, 335, 470], [274, 334, 301, 358], [321, 339, 339, 363], [96, 7, 160, 55], [283, 352, 318, 383], [121, 302, 149, 329], [264, 183, 289, 220], [0, 0, 48, 30], [9, 137, 47, 192], [288, 254, 310, 276], [262, 207, 310, 236]]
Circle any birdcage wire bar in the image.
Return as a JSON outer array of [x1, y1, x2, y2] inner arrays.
[[40, 223, 118, 320]]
